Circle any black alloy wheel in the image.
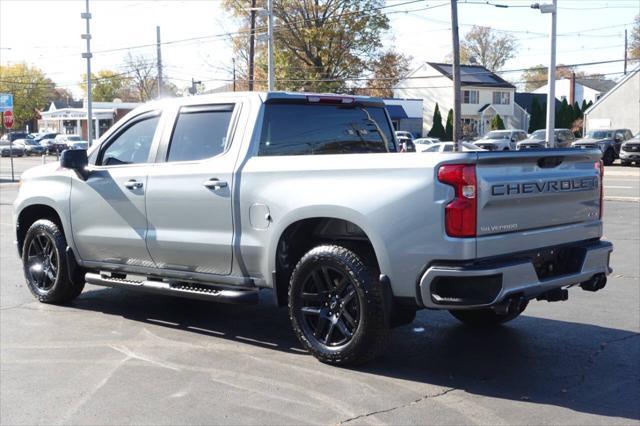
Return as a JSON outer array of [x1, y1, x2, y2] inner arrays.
[[25, 232, 59, 292], [298, 265, 361, 347]]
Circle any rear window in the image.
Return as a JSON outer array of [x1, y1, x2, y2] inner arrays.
[[258, 104, 395, 156]]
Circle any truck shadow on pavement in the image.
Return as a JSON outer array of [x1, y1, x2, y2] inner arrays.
[[73, 287, 640, 421]]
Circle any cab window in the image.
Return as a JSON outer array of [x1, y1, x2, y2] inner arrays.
[[98, 115, 160, 166]]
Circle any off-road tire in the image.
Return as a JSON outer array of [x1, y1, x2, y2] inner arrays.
[[288, 245, 390, 365], [449, 302, 528, 327], [22, 219, 85, 304], [603, 149, 615, 166]]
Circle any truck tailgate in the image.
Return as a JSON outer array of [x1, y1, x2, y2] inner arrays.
[[475, 149, 602, 256]]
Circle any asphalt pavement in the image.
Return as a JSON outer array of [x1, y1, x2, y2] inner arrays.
[[0, 160, 638, 425]]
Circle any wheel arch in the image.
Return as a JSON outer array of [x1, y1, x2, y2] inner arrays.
[[16, 202, 67, 258], [269, 208, 390, 307]]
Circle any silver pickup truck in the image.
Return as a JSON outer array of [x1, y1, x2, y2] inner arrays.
[[13, 92, 613, 365]]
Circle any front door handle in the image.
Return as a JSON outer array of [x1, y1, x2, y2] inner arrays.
[[124, 179, 143, 190], [203, 178, 228, 190]]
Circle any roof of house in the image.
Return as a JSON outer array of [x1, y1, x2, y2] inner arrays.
[[576, 78, 617, 93], [426, 62, 515, 89], [514, 92, 561, 113]]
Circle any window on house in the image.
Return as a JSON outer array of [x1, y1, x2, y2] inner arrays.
[[492, 91, 511, 105], [463, 90, 479, 104]]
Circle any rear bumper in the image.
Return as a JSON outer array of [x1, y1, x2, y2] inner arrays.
[[418, 239, 613, 309]]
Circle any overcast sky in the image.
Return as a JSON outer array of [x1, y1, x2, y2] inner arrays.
[[1, 0, 638, 97]]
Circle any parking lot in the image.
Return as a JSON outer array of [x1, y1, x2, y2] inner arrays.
[[0, 157, 638, 425]]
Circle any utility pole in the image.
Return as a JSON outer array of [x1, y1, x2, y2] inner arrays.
[[157, 26, 163, 97], [81, 0, 93, 146], [248, 0, 256, 91], [624, 29, 628, 75], [189, 78, 201, 96], [267, 0, 275, 91], [533, 1, 557, 148], [232, 58, 237, 92], [450, 0, 462, 151]]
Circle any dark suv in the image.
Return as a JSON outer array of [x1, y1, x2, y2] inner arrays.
[[572, 128, 633, 165]]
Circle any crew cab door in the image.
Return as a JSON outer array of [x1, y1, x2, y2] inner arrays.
[[70, 111, 162, 267], [144, 103, 237, 275]]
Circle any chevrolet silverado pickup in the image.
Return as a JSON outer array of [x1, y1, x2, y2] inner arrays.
[[14, 92, 613, 365]]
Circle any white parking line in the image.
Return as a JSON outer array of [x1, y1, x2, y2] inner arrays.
[[604, 185, 633, 189]]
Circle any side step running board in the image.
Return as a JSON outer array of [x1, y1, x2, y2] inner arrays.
[[85, 272, 259, 305]]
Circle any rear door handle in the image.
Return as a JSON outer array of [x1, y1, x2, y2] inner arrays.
[[203, 178, 228, 190], [124, 179, 144, 190]]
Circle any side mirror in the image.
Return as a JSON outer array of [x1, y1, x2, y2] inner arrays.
[[60, 149, 89, 180], [614, 135, 622, 143]]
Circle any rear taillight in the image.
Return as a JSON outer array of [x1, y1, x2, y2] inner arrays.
[[596, 160, 604, 218], [438, 164, 477, 238]]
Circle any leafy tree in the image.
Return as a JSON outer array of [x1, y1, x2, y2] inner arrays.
[[224, 0, 393, 92], [81, 70, 130, 102], [0, 63, 55, 130], [490, 114, 505, 130], [444, 109, 453, 141], [459, 26, 517, 71], [630, 14, 640, 59], [528, 96, 544, 133], [581, 99, 589, 112], [364, 51, 411, 98], [427, 103, 445, 139]]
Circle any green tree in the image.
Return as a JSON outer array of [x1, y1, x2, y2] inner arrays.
[[224, 0, 393, 93], [81, 70, 130, 102], [444, 109, 454, 141], [0, 63, 55, 131], [459, 26, 517, 71], [428, 103, 445, 139], [528, 96, 544, 133], [556, 98, 573, 129], [581, 99, 589, 112], [490, 114, 505, 130]]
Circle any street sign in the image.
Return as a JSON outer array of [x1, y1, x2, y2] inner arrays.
[[0, 93, 13, 112], [3, 110, 14, 129]]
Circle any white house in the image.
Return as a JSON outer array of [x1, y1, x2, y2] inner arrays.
[[583, 67, 640, 135], [38, 99, 140, 140], [533, 76, 616, 106], [393, 62, 525, 137]]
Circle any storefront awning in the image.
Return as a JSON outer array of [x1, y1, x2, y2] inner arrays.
[[385, 105, 408, 120]]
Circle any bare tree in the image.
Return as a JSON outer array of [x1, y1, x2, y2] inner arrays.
[[124, 53, 158, 102], [459, 26, 517, 71]]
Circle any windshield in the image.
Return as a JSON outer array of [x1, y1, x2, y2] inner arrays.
[[530, 130, 546, 138], [586, 130, 613, 139], [482, 131, 510, 140], [24, 139, 39, 145]]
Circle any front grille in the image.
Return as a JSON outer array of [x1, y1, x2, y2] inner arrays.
[[622, 144, 640, 152], [477, 144, 496, 150]]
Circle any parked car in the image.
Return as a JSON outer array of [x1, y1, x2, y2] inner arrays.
[[397, 136, 415, 152], [54, 134, 89, 151], [0, 139, 26, 157], [15, 138, 46, 156], [413, 137, 440, 152], [421, 142, 485, 152], [474, 129, 527, 151], [517, 129, 575, 150], [0, 131, 31, 143], [33, 133, 60, 154], [13, 92, 612, 365], [572, 128, 633, 165], [394, 130, 414, 141], [619, 133, 640, 166]]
